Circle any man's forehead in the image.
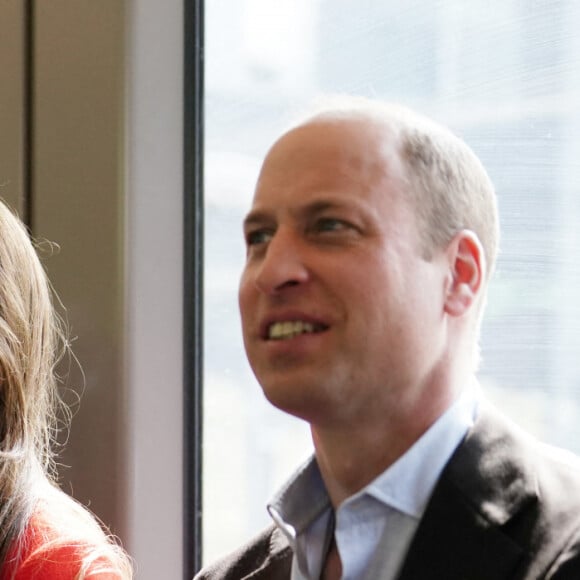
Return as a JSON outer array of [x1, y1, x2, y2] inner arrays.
[[259, 117, 399, 179], [276, 113, 388, 146], [254, 118, 403, 195]]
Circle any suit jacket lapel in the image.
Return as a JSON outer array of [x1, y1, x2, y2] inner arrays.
[[243, 527, 292, 580], [398, 402, 538, 580]]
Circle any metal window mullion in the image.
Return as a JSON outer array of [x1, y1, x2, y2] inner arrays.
[[183, 0, 205, 578]]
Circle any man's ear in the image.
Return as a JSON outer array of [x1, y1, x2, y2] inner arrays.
[[444, 230, 485, 317]]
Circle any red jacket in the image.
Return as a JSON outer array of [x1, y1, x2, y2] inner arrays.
[[3, 494, 128, 579]]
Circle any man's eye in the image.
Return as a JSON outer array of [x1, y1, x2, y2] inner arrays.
[[246, 229, 273, 246], [315, 218, 348, 232]]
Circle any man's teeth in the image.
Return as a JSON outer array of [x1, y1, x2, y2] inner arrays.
[[269, 321, 317, 340]]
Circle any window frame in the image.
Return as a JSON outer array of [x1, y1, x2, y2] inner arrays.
[[184, 0, 205, 577]]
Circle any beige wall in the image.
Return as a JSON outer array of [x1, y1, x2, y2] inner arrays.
[[1, 3, 187, 576], [0, 0, 128, 539], [0, 0, 26, 213]]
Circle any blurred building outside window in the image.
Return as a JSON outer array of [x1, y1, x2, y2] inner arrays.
[[204, 0, 580, 564]]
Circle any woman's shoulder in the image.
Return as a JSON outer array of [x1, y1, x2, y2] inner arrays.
[[4, 487, 131, 579]]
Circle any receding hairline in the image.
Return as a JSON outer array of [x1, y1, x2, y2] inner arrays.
[[276, 97, 464, 179], [277, 96, 499, 275], [287, 95, 454, 144]]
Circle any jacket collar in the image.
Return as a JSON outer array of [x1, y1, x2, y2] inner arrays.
[[397, 401, 538, 580], [243, 527, 293, 580], [245, 402, 540, 580]]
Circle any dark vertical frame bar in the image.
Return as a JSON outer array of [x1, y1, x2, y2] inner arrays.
[[184, 0, 204, 577], [23, 0, 34, 228]]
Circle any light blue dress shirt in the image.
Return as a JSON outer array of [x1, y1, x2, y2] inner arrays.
[[268, 383, 479, 580]]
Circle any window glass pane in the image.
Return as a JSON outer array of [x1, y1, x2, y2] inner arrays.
[[204, 0, 580, 563]]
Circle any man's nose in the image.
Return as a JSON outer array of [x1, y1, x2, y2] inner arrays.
[[254, 229, 309, 295]]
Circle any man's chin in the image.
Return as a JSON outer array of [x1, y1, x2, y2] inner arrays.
[[260, 383, 334, 423]]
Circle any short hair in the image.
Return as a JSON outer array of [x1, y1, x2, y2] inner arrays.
[[303, 96, 500, 280]]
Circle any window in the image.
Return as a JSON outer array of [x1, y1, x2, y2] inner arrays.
[[203, 0, 580, 564]]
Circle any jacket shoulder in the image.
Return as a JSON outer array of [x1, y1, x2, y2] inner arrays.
[[4, 491, 130, 580], [445, 401, 580, 577], [194, 525, 291, 580]]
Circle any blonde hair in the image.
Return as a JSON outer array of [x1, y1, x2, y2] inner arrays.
[[0, 200, 132, 578]]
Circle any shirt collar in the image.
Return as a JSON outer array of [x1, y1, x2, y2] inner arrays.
[[268, 456, 330, 547], [361, 380, 479, 517], [269, 380, 480, 540]]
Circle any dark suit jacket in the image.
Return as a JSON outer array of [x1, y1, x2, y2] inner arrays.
[[195, 402, 580, 579]]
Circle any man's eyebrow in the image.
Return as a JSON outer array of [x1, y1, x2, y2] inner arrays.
[[294, 199, 356, 219], [301, 200, 346, 214], [242, 210, 271, 230], [243, 199, 355, 229]]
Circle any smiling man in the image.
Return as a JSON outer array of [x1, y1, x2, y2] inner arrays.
[[195, 98, 580, 580]]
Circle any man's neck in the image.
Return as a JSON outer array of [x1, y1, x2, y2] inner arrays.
[[310, 380, 464, 507]]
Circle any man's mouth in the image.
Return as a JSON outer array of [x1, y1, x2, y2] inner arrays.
[[267, 321, 327, 341]]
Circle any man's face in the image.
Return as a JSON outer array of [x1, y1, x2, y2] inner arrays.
[[238, 117, 450, 426]]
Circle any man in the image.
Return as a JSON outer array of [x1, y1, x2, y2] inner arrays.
[[196, 97, 580, 579]]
